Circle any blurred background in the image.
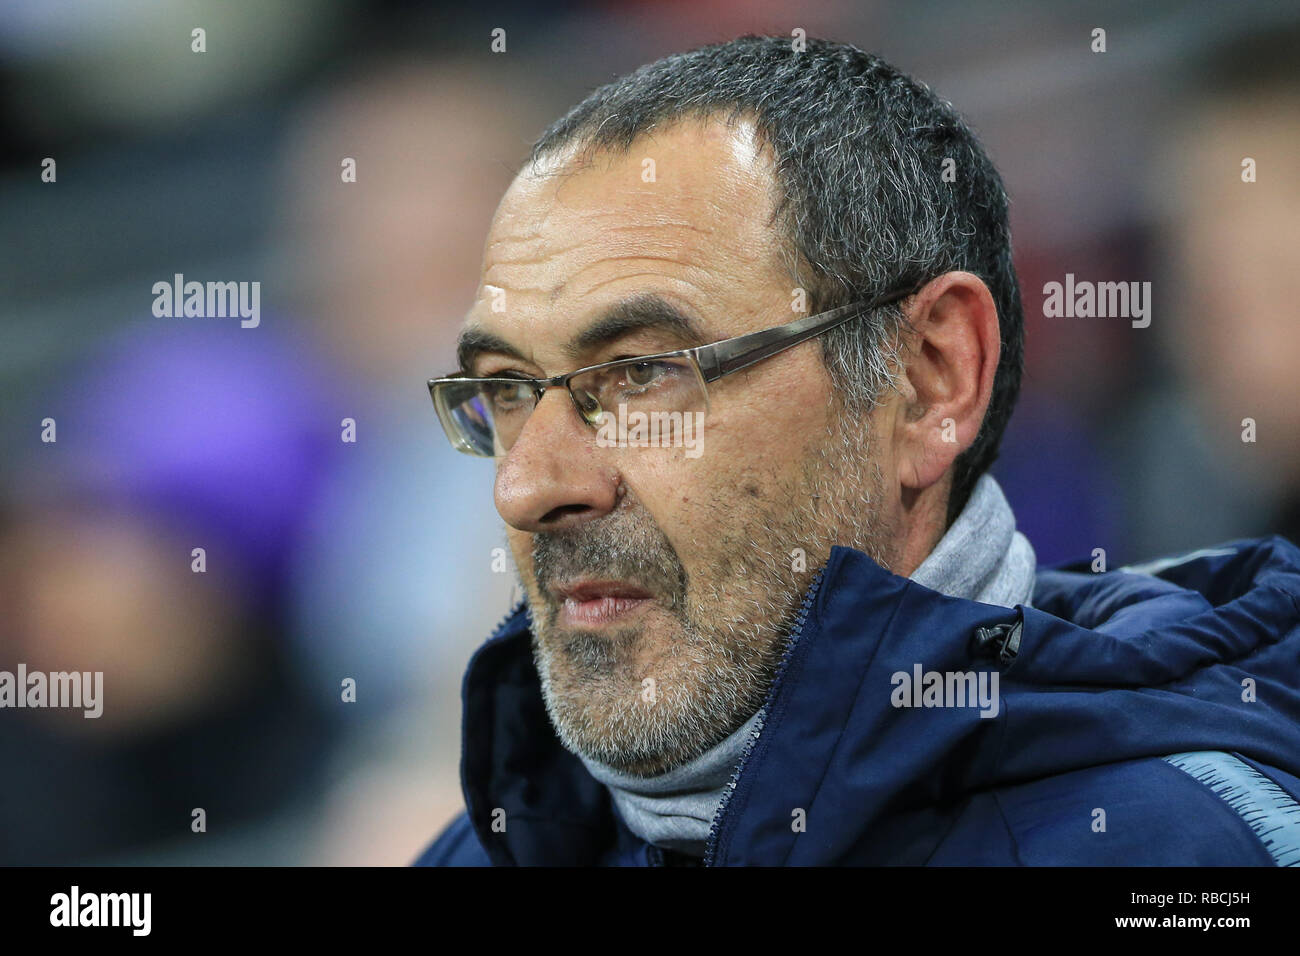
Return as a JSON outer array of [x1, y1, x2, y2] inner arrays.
[[0, 0, 1297, 864]]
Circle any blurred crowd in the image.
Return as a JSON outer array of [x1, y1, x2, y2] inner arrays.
[[0, 0, 1297, 864]]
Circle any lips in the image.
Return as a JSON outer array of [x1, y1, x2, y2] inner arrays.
[[551, 579, 653, 627]]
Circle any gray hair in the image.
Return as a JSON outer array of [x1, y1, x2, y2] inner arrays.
[[530, 35, 1024, 523]]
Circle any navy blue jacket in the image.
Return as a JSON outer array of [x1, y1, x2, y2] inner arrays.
[[416, 536, 1300, 865]]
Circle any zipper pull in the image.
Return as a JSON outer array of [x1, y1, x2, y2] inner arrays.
[[970, 616, 1023, 670]]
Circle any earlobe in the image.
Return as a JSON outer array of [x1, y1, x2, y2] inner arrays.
[[902, 410, 959, 491]]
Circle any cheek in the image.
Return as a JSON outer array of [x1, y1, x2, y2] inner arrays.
[[619, 362, 836, 561], [620, 448, 782, 574], [719, 352, 835, 455]]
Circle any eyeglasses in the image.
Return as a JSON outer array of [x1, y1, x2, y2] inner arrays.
[[427, 282, 922, 457]]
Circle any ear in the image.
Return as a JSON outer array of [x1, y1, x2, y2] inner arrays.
[[890, 271, 1000, 492]]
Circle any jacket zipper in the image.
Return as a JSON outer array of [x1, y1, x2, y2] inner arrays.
[[701, 567, 826, 866], [489, 597, 528, 642]]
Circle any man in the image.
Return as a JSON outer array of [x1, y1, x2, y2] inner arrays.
[[415, 36, 1300, 866]]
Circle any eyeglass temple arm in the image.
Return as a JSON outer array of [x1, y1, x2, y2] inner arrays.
[[692, 286, 920, 383]]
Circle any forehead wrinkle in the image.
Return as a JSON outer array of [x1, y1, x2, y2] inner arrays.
[[494, 174, 770, 305], [570, 208, 773, 276], [484, 227, 586, 293], [590, 214, 721, 235], [493, 232, 540, 263], [549, 265, 707, 307], [536, 219, 740, 300], [507, 233, 717, 301]]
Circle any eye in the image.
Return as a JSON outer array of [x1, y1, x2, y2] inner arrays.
[[625, 361, 662, 387], [483, 379, 533, 413]]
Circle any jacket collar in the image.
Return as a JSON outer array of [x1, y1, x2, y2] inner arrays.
[[458, 536, 1300, 864], [458, 545, 1019, 865]]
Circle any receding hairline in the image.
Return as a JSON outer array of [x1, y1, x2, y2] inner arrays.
[[516, 107, 807, 294], [524, 106, 776, 188]]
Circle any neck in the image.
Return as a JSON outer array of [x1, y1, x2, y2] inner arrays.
[[579, 472, 1035, 855], [892, 475, 954, 577]]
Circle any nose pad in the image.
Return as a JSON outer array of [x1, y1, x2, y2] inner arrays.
[[569, 386, 603, 426]]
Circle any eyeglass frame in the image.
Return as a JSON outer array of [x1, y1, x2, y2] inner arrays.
[[427, 280, 926, 456]]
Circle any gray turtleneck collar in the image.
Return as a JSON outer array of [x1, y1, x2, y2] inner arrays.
[[575, 472, 1037, 857]]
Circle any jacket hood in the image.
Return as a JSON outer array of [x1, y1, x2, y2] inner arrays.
[[456, 535, 1300, 865]]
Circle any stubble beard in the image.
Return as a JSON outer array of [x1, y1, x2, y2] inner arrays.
[[522, 412, 896, 777]]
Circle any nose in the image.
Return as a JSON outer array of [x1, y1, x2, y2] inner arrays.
[[494, 387, 621, 533]]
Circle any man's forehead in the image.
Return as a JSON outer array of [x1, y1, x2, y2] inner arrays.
[[489, 117, 777, 265], [465, 116, 787, 357]]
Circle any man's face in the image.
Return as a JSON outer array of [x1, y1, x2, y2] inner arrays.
[[464, 116, 900, 775]]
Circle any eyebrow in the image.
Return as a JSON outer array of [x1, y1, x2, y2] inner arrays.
[[456, 294, 709, 374], [456, 327, 524, 373]]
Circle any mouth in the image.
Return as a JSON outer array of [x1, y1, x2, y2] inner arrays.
[[550, 579, 653, 628]]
